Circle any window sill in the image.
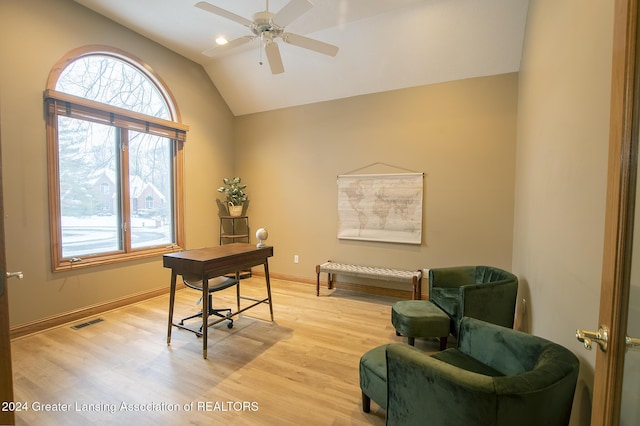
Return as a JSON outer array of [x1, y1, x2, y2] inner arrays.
[[53, 245, 184, 272]]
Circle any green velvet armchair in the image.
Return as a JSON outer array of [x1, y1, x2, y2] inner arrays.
[[385, 317, 580, 426], [428, 266, 518, 337]]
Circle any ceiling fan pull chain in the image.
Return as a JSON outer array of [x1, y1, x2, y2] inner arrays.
[[259, 34, 264, 66]]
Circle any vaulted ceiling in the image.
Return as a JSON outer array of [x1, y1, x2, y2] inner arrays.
[[73, 0, 529, 116]]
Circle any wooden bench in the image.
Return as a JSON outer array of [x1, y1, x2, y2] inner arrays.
[[315, 261, 423, 299]]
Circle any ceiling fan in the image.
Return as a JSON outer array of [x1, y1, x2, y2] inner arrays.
[[195, 0, 339, 74]]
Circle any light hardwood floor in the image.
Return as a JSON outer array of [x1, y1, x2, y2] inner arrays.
[[10, 277, 444, 425]]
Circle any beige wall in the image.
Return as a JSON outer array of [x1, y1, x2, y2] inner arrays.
[[513, 1, 614, 424], [235, 73, 518, 284], [0, 0, 235, 326]]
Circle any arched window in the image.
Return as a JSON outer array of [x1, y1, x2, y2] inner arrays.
[[45, 46, 187, 271]]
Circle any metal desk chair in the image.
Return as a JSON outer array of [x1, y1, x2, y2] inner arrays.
[[179, 274, 239, 330]]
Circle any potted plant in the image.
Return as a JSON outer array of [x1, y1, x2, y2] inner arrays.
[[218, 177, 248, 216]]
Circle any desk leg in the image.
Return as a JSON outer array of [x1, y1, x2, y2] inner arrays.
[[264, 259, 274, 321], [235, 271, 241, 313], [202, 276, 209, 359], [167, 271, 177, 345]]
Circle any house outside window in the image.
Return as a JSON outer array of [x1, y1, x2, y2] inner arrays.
[[44, 46, 187, 271]]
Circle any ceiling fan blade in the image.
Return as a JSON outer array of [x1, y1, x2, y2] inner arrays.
[[202, 36, 254, 56], [282, 33, 339, 57], [195, 1, 253, 27], [272, 0, 313, 28], [264, 42, 285, 74]]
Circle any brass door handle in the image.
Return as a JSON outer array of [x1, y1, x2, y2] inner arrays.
[[6, 271, 24, 280], [626, 336, 640, 350], [576, 326, 609, 352], [1, 270, 23, 297]]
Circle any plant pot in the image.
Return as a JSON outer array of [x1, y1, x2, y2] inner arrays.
[[228, 204, 243, 217]]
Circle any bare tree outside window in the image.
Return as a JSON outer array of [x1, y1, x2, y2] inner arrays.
[[56, 55, 169, 118], [45, 49, 185, 269]]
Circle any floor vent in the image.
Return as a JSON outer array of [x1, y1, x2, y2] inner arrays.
[[71, 318, 104, 330]]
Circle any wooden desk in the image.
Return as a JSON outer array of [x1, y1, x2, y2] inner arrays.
[[163, 243, 274, 359]]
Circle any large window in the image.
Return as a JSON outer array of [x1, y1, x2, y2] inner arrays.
[[45, 46, 187, 271]]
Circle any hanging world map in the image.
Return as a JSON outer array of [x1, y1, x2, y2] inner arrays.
[[337, 173, 423, 244]]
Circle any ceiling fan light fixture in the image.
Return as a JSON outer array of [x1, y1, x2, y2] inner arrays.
[[215, 37, 229, 45]]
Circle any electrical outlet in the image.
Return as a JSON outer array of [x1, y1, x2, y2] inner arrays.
[[294, 255, 299, 264]]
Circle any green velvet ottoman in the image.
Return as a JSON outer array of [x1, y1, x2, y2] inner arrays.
[[391, 300, 450, 350], [359, 344, 388, 412]]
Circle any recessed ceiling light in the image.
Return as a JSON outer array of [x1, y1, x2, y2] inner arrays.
[[216, 37, 228, 45]]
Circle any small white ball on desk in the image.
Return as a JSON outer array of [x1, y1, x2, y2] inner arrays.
[[256, 227, 268, 248]]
